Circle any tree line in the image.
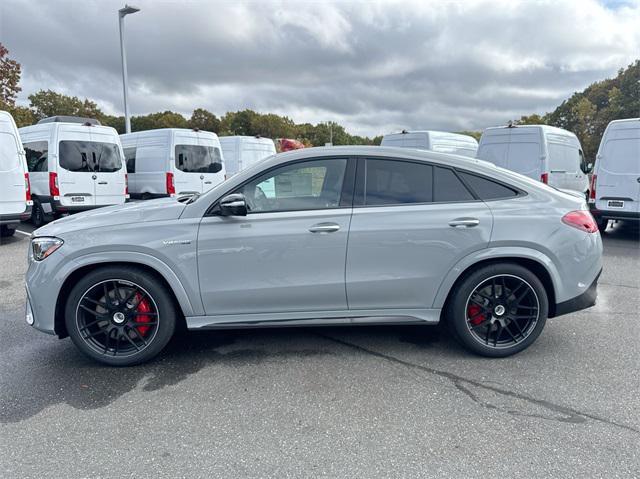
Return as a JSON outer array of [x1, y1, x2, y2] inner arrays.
[[1, 42, 638, 155]]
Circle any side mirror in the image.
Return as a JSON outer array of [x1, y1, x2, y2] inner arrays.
[[219, 193, 247, 216], [210, 162, 223, 173]]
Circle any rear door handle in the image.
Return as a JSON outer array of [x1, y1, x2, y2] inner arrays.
[[98, 181, 108, 185], [449, 218, 480, 228], [309, 222, 340, 233], [204, 181, 212, 184]]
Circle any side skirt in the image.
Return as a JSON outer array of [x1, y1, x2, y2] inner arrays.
[[186, 309, 441, 330]]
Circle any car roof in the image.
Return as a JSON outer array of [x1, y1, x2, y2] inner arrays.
[[482, 124, 577, 138]]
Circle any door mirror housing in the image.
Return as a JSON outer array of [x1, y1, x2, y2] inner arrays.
[[219, 193, 247, 216]]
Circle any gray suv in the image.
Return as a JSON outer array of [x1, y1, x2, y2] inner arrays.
[[25, 146, 603, 365]]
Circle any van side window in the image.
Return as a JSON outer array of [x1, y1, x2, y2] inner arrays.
[[364, 159, 433, 205], [434, 167, 475, 202], [124, 147, 136, 173], [458, 172, 518, 200], [24, 141, 49, 172]]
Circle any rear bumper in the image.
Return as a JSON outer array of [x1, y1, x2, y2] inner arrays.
[[0, 205, 32, 225], [554, 269, 601, 317], [35, 195, 125, 215], [590, 206, 640, 222]]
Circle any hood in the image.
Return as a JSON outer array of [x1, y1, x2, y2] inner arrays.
[[34, 198, 187, 237]]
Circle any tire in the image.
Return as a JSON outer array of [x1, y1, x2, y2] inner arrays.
[[31, 200, 45, 228], [0, 225, 16, 237], [446, 263, 548, 358], [65, 266, 176, 366], [596, 217, 608, 233]]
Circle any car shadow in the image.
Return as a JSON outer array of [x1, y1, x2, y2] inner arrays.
[[0, 323, 454, 424]]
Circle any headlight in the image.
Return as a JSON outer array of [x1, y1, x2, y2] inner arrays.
[[31, 237, 64, 261]]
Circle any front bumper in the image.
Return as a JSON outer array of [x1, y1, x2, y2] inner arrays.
[[554, 269, 601, 317]]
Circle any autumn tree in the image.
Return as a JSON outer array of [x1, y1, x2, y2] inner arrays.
[[189, 108, 220, 133], [0, 43, 21, 109], [28, 90, 105, 121]]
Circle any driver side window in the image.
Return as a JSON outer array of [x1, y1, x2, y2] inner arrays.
[[237, 158, 347, 213]]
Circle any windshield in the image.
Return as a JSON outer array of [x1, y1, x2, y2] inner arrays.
[[175, 144, 223, 173], [59, 140, 123, 172]]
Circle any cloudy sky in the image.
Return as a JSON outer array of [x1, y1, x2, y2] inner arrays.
[[1, 0, 639, 136]]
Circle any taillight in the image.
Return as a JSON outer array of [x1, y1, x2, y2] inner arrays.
[[540, 173, 549, 184], [124, 173, 129, 195], [49, 172, 60, 197], [562, 210, 598, 233], [166, 172, 175, 195], [24, 173, 32, 202], [589, 174, 597, 203]]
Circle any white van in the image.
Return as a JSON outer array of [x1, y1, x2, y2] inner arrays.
[[120, 128, 225, 199], [380, 130, 479, 157], [19, 116, 127, 227], [477, 125, 590, 194], [0, 111, 31, 237], [219, 135, 276, 176], [589, 118, 640, 231]]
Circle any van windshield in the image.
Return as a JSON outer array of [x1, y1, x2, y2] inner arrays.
[[59, 141, 123, 172], [175, 144, 223, 173]]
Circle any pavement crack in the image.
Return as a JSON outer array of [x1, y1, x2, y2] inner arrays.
[[318, 333, 639, 435]]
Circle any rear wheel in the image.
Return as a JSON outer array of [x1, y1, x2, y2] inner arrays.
[[0, 225, 16, 237], [596, 217, 608, 233], [447, 263, 548, 357], [65, 266, 176, 366]]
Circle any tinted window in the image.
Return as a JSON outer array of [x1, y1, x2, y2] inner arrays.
[[175, 145, 223, 173], [24, 141, 48, 172], [59, 141, 122, 172], [434, 167, 475, 202], [365, 159, 432, 205], [124, 147, 136, 173], [237, 158, 347, 213], [459, 172, 518, 200]]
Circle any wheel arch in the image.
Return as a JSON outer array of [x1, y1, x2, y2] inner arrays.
[[54, 259, 193, 338], [435, 249, 559, 319]]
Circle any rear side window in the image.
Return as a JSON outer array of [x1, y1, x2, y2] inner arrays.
[[124, 147, 136, 173], [602, 138, 640, 175], [458, 172, 518, 200], [365, 159, 433, 205], [59, 141, 123, 172], [175, 145, 223, 173], [434, 167, 475, 202], [24, 141, 48, 172], [548, 143, 580, 172], [0, 133, 20, 171]]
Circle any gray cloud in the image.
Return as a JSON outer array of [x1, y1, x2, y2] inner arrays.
[[2, 0, 639, 137]]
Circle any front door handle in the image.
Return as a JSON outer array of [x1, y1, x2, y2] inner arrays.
[[449, 218, 480, 228], [309, 222, 340, 233]]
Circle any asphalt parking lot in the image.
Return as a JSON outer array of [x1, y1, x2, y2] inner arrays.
[[1, 221, 639, 478]]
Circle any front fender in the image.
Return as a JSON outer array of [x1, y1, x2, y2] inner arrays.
[[432, 246, 560, 309]]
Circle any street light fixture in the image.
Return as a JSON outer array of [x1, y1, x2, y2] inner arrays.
[[118, 4, 140, 134]]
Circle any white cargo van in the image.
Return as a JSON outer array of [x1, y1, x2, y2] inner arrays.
[[589, 118, 640, 231], [20, 116, 128, 226], [219, 135, 276, 176], [120, 129, 225, 198], [477, 125, 590, 194], [0, 111, 31, 237], [380, 130, 478, 157]]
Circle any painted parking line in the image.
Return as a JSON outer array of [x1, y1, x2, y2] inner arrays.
[[15, 230, 32, 237]]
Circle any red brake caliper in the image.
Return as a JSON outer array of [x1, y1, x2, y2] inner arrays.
[[467, 304, 486, 326], [134, 293, 152, 336]]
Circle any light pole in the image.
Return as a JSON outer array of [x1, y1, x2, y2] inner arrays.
[[118, 4, 140, 133]]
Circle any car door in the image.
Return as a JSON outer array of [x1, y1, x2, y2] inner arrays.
[[346, 158, 493, 310], [197, 157, 354, 317], [90, 130, 126, 206], [0, 130, 26, 217], [596, 134, 640, 214], [56, 132, 97, 208]]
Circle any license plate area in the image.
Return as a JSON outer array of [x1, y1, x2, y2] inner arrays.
[[71, 196, 85, 203], [607, 200, 624, 208]]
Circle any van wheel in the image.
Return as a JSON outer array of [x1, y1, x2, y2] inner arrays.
[[31, 201, 45, 227], [65, 266, 176, 366], [446, 263, 548, 358], [596, 217, 608, 233], [0, 225, 16, 237]]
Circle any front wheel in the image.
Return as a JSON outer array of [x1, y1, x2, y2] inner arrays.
[[65, 266, 176, 366], [446, 263, 548, 357], [0, 225, 16, 237]]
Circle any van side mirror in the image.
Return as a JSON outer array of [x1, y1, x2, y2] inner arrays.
[[580, 161, 593, 174], [209, 162, 223, 173], [219, 193, 247, 216]]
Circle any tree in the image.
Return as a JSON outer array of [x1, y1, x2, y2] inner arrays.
[[9, 106, 36, 128], [131, 111, 188, 131], [0, 43, 21, 109], [189, 108, 220, 133], [28, 90, 105, 121]]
